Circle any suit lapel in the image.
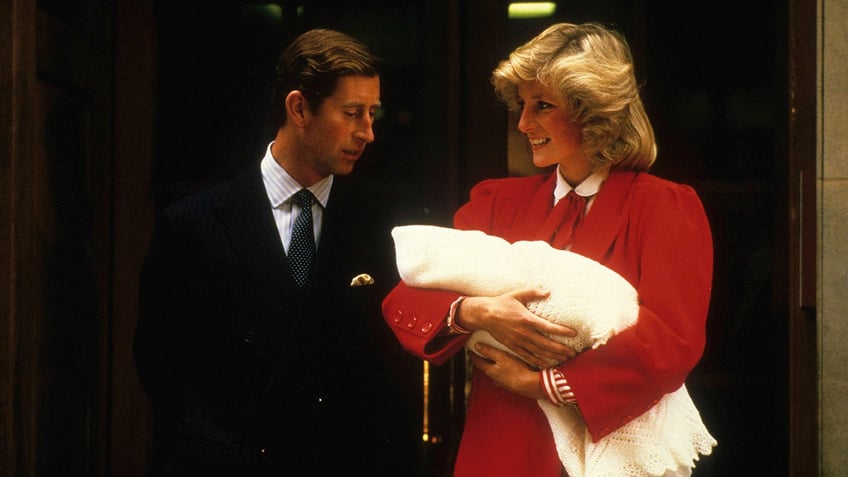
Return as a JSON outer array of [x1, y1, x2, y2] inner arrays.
[[216, 165, 298, 304], [308, 177, 360, 295], [571, 169, 638, 262]]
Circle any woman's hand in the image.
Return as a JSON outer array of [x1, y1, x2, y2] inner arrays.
[[470, 343, 546, 400], [456, 288, 577, 369]]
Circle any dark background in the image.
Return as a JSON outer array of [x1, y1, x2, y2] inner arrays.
[[152, 1, 788, 474]]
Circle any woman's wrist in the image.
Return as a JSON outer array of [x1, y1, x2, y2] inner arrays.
[[446, 296, 471, 335]]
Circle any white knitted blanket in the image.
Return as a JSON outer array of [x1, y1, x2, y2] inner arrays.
[[392, 225, 716, 477]]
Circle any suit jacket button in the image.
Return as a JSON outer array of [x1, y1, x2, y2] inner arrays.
[[393, 310, 404, 324], [421, 322, 433, 333], [406, 316, 417, 328], [243, 330, 257, 343]]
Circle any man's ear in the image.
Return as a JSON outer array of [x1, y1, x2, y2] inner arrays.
[[285, 90, 309, 127]]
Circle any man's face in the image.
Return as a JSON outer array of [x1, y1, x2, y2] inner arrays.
[[301, 75, 381, 179]]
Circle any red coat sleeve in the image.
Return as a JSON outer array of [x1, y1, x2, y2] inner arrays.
[[381, 283, 466, 365], [563, 178, 713, 441], [380, 178, 515, 365]]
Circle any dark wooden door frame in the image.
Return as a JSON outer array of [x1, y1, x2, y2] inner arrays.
[[1, 0, 38, 473], [787, 0, 818, 474], [1, 0, 117, 475]]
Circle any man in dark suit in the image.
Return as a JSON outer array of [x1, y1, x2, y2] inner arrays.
[[134, 29, 419, 476]]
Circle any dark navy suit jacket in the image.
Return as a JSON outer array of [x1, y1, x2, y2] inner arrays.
[[135, 163, 421, 476]]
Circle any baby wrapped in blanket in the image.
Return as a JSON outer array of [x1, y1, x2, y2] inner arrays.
[[391, 225, 716, 477]]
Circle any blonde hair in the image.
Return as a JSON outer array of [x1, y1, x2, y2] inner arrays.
[[492, 23, 656, 170]]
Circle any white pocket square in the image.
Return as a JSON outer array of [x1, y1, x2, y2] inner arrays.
[[349, 273, 375, 286]]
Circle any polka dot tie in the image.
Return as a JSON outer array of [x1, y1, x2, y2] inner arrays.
[[289, 189, 315, 287]]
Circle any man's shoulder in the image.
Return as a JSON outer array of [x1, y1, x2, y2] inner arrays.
[[163, 165, 263, 222], [329, 175, 390, 198], [326, 176, 397, 215], [162, 182, 228, 223]]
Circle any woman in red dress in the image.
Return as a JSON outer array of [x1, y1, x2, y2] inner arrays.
[[383, 23, 713, 476]]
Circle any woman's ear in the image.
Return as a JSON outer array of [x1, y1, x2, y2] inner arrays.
[[285, 90, 308, 127]]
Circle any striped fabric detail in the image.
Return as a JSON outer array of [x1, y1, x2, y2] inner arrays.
[[541, 368, 576, 406]]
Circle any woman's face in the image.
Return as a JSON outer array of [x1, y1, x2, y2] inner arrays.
[[516, 81, 593, 185]]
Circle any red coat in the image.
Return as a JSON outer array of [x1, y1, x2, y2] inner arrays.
[[382, 169, 713, 476]]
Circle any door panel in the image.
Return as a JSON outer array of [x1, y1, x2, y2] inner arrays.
[[3, 2, 114, 475]]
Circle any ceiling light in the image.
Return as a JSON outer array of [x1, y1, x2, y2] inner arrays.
[[508, 2, 557, 19]]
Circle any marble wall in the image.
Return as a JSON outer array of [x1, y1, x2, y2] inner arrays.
[[820, 0, 848, 473]]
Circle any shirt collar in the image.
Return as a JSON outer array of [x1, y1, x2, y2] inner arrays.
[[261, 142, 332, 208], [553, 165, 610, 204]]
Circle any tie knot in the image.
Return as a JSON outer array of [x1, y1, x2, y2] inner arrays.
[[294, 189, 313, 209], [535, 189, 589, 248], [565, 190, 586, 205]]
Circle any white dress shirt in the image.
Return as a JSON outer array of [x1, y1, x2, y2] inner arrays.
[[260, 142, 332, 253], [552, 164, 610, 212]]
